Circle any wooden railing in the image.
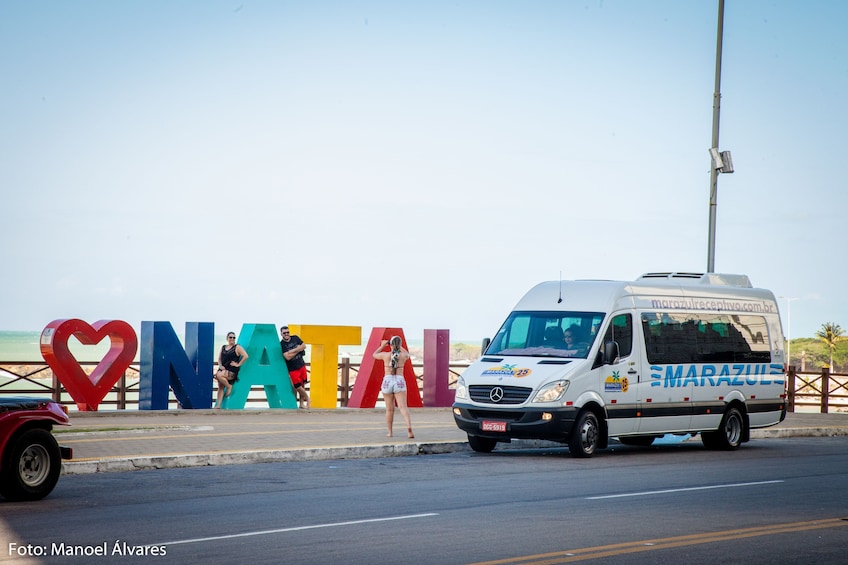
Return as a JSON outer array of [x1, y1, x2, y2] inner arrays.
[[2, 361, 846, 413], [0, 359, 468, 410], [786, 366, 848, 413]]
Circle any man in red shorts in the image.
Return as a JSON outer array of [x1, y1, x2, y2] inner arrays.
[[280, 325, 310, 409]]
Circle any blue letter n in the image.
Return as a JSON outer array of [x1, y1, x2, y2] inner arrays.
[[139, 322, 214, 410]]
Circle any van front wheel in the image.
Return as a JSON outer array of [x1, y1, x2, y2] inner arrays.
[[569, 410, 600, 458], [467, 435, 497, 453]]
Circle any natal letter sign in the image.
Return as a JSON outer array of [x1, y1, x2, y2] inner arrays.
[[40, 319, 138, 411], [39, 318, 455, 410]]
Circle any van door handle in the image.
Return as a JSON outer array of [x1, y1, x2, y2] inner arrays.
[[627, 369, 637, 375]]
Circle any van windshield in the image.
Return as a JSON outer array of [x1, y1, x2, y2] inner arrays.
[[485, 310, 605, 358]]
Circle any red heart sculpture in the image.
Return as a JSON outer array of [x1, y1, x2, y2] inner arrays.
[[40, 319, 138, 411]]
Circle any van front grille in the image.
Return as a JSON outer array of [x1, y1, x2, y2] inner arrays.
[[469, 385, 532, 404]]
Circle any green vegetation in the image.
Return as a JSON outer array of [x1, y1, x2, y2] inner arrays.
[[790, 324, 848, 373], [815, 322, 845, 371]]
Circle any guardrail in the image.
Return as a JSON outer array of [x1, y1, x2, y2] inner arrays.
[[0, 359, 467, 411], [2, 361, 846, 413]]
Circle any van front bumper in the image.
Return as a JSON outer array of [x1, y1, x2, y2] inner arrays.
[[452, 403, 579, 443]]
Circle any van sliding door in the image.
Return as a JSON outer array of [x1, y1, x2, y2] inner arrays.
[[637, 313, 694, 434]]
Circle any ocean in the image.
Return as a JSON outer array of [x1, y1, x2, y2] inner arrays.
[[0, 331, 53, 362]]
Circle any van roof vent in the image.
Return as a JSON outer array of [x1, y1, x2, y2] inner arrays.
[[638, 272, 752, 288]]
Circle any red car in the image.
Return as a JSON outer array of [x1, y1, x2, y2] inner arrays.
[[0, 397, 72, 501]]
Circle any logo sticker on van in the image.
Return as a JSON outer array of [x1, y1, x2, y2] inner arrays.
[[481, 364, 532, 378], [604, 371, 629, 393]]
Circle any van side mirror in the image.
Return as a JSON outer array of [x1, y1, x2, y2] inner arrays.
[[481, 337, 491, 355], [603, 340, 619, 365]]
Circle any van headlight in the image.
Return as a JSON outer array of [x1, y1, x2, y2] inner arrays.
[[454, 377, 468, 400], [532, 380, 569, 403]]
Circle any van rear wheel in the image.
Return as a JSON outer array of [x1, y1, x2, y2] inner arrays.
[[467, 435, 497, 453], [701, 406, 745, 450], [569, 410, 600, 458]]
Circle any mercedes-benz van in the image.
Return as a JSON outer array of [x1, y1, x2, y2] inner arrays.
[[452, 272, 787, 457]]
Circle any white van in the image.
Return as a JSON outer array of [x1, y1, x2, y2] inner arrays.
[[453, 272, 787, 457]]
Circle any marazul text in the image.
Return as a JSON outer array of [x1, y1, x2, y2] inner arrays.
[[650, 363, 785, 388]]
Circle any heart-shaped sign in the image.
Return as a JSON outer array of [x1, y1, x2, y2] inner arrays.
[[40, 319, 138, 411]]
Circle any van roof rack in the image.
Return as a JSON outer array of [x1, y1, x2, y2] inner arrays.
[[638, 272, 752, 288]]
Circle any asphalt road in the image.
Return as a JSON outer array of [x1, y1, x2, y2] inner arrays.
[[3, 436, 848, 565]]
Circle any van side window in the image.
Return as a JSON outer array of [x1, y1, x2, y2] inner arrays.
[[641, 313, 771, 364], [603, 314, 633, 358]]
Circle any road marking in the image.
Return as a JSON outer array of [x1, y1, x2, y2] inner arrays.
[[468, 518, 848, 564], [586, 479, 783, 499], [152, 513, 439, 547]]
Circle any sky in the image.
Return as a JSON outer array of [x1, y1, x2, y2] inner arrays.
[[1, 0, 846, 345]]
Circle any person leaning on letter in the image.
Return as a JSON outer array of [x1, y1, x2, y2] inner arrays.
[[215, 332, 248, 407]]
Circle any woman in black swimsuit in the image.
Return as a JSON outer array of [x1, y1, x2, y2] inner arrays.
[[215, 332, 248, 408]]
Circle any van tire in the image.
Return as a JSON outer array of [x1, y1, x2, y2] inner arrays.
[[701, 406, 744, 450], [569, 410, 600, 458], [467, 435, 497, 453]]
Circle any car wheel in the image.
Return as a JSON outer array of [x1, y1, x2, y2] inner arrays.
[[0, 428, 62, 501]]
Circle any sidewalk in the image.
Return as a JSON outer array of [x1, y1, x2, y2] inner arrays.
[[57, 409, 848, 475]]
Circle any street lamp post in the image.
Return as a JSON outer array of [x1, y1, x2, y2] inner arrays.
[[706, 0, 733, 272]]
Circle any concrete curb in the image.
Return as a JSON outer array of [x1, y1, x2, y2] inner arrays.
[[751, 426, 848, 439], [62, 442, 473, 475]]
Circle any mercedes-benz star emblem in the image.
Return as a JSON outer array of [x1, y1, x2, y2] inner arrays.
[[489, 386, 504, 403]]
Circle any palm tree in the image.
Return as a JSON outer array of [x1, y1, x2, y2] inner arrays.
[[815, 322, 844, 371]]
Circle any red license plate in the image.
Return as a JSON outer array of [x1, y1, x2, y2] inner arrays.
[[481, 420, 507, 432]]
